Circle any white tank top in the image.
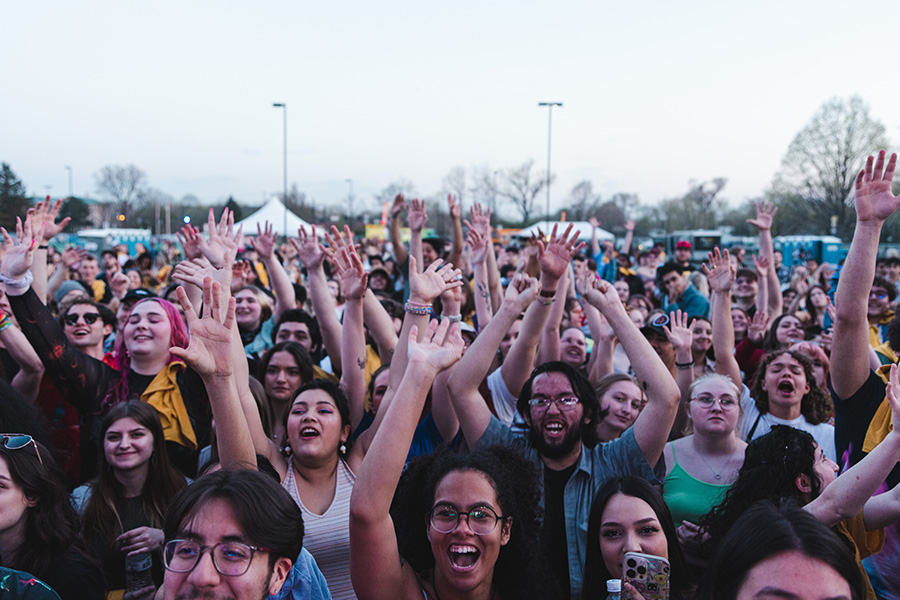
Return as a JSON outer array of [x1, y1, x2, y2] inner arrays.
[[283, 458, 357, 600]]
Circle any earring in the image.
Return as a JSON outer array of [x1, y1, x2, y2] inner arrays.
[[339, 443, 347, 455]]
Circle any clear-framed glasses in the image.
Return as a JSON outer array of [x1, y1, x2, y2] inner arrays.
[[163, 539, 271, 576], [1, 434, 43, 465], [527, 396, 580, 412], [429, 504, 505, 536], [691, 394, 738, 409]]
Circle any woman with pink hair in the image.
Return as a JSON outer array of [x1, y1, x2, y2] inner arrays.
[[0, 214, 211, 479]]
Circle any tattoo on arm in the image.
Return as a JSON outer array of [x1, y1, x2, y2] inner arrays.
[[357, 357, 366, 370]]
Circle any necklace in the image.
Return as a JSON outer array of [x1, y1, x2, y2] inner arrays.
[[431, 569, 495, 600], [695, 443, 739, 482]]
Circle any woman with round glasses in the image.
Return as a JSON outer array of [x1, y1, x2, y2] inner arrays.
[[350, 319, 554, 600], [662, 374, 747, 565], [0, 435, 104, 600]]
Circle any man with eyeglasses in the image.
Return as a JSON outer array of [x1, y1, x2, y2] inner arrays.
[[162, 469, 306, 600]]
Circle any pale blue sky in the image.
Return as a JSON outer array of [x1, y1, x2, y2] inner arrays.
[[4, 1, 900, 220]]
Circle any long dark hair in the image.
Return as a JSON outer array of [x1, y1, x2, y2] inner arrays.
[[583, 476, 691, 600], [700, 425, 821, 551], [0, 441, 90, 579], [81, 401, 187, 557], [284, 379, 353, 455], [391, 446, 554, 599], [695, 500, 863, 600], [751, 350, 831, 425]]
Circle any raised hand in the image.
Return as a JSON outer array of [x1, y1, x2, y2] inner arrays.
[[291, 225, 326, 270], [33, 199, 71, 243], [117, 526, 164, 555], [624, 218, 636, 232], [249, 221, 277, 259], [752, 254, 769, 278], [197, 208, 242, 268], [588, 216, 600, 229], [538, 224, 586, 283], [0, 213, 46, 279], [747, 199, 778, 231], [448, 194, 462, 220], [885, 363, 900, 437], [176, 225, 203, 261], [580, 275, 624, 317], [390, 193, 405, 218], [663, 310, 694, 353], [467, 202, 492, 237], [747, 309, 768, 344], [702, 247, 736, 294], [408, 257, 463, 305], [501, 272, 539, 314], [406, 318, 465, 374], [325, 226, 368, 301], [408, 198, 428, 232], [170, 279, 236, 379], [173, 252, 235, 293], [61, 245, 89, 269], [110, 271, 130, 298], [466, 228, 489, 265], [231, 260, 252, 292], [855, 150, 900, 224]]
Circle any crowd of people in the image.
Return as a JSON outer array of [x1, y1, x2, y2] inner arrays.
[[3, 152, 900, 600]]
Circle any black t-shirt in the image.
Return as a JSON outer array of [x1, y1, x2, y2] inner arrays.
[[832, 371, 900, 488], [543, 461, 578, 598]]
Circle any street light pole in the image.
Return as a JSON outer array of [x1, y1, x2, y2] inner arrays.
[[273, 102, 288, 241], [64, 166, 73, 199], [345, 178, 353, 224], [538, 102, 562, 223]]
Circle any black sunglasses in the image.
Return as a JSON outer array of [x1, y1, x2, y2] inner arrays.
[[63, 313, 101, 326]]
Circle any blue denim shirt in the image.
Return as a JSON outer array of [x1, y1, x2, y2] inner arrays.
[[475, 417, 657, 600], [269, 548, 333, 600]]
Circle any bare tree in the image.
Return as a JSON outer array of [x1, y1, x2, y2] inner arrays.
[[566, 180, 601, 221], [94, 165, 148, 225], [650, 178, 727, 231], [442, 166, 467, 203], [469, 165, 500, 222], [498, 160, 550, 224], [770, 95, 888, 240], [375, 179, 416, 208]]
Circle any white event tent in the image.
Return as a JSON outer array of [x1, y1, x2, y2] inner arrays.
[[234, 197, 318, 238], [514, 220, 614, 243]]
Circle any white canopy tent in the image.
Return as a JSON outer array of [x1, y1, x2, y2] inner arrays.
[[514, 220, 614, 243], [234, 197, 318, 238]]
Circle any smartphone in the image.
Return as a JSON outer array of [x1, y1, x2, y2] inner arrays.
[[623, 551, 670, 600]]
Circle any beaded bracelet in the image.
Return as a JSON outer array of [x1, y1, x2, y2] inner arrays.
[[0, 311, 12, 333], [404, 301, 432, 316]]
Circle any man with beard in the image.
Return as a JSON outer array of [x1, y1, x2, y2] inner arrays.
[[448, 266, 680, 599]]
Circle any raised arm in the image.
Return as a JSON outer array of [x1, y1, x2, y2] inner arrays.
[[292, 225, 343, 373], [408, 198, 427, 273], [501, 225, 585, 397], [446, 274, 539, 445], [663, 309, 696, 438], [0, 311, 44, 402], [704, 248, 743, 390], [833, 151, 900, 398], [582, 276, 680, 465], [446, 195, 464, 270], [350, 319, 464, 600], [170, 279, 256, 471], [752, 254, 770, 322], [30, 199, 71, 305], [325, 226, 368, 430], [251, 221, 296, 323], [580, 271, 616, 386], [470, 204, 504, 314], [621, 219, 636, 256], [363, 290, 398, 364], [536, 270, 569, 366], [747, 200, 783, 318], [465, 225, 493, 329], [388, 194, 409, 267], [808, 363, 900, 527]]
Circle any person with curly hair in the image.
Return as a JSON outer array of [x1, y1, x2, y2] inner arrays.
[[741, 349, 835, 459], [350, 318, 554, 600], [701, 374, 900, 600]]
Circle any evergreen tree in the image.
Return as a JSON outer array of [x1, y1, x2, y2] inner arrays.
[[0, 163, 33, 231]]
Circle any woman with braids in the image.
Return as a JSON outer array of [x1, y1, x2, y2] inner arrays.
[[701, 366, 900, 600], [72, 401, 187, 598], [350, 317, 554, 600], [0, 213, 211, 478], [0, 438, 103, 600]]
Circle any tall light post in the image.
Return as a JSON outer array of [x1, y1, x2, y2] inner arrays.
[[538, 102, 562, 223], [345, 178, 353, 224], [64, 166, 73, 199], [272, 102, 288, 240]]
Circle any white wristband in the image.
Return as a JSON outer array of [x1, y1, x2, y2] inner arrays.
[[0, 270, 34, 289]]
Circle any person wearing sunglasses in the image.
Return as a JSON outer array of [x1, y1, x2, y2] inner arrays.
[[350, 318, 555, 600], [0, 212, 212, 480], [0, 434, 104, 600], [56, 299, 115, 362]]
